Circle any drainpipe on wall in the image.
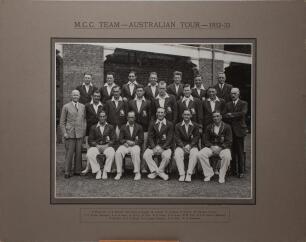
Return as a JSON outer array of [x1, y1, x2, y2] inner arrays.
[[211, 45, 215, 86]]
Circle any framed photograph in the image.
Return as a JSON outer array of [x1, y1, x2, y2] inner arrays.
[[51, 38, 256, 204], [1, 1, 304, 242]]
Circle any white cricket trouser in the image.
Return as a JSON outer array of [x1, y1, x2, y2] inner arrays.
[[86, 147, 115, 173], [198, 147, 231, 179], [143, 148, 171, 173], [115, 145, 141, 173], [174, 147, 199, 176]]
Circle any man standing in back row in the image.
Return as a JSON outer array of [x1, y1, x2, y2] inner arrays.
[[167, 71, 184, 100], [76, 73, 98, 104], [214, 72, 233, 103]]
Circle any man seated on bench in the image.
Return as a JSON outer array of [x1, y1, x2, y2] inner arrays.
[[174, 108, 200, 182], [83, 110, 116, 180], [143, 107, 174, 181], [114, 111, 144, 181], [198, 111, 232, 184]]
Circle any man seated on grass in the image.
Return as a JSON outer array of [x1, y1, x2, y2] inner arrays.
[[114, 111, 144, 181], [83, 111, 116, 180], [143, 107, 174, 181], [198, 111, 232, 184]]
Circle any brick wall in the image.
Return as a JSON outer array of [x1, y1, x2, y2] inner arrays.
[[62, 44, 104, 104], [199, 58, 224, 88]]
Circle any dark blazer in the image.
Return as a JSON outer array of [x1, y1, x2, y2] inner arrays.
[[76, 84, 98, 104], [128, 99, 152, 132], [88, 123, 116, 148], [202, 98, 226, 127], [223, 99, 248, 137], [147, 120, 174, 150], [175, 121, 200, 148], [152, 94, 178, 124], [119, 123, 144, 147], [202, 121, 232, 149], [177, 97, 203, 126], [214, 83, 233, 103], [144, 84, 159, 101], [99, 85, 115, 103], [191, 87, 207, 101], [104, 98, 128, 127], [167, 83, 184, 100], [85, 102, 105, 135], [122, 82, 138, 101]]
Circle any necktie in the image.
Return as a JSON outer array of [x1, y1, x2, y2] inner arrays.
[[185, 124, 188, 134], [158, 121, 162, 132], [74, 103, 78, 111], [185, 98, 190, 107]]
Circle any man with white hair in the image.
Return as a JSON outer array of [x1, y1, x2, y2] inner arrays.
[[60, 90, 86, 178], [223, 87, 248, 178]]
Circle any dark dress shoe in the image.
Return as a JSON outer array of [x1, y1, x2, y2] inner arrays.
[[73, 173, 81, 176], [64, 174, 70, 179]]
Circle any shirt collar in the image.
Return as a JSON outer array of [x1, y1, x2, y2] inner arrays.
[[209, 97, 220, 102], [90, 100, 103, 106], [82, 82, 93, 86], [97, 122, 108, 127], [233, 99, 239, 104], [72, 101, 79, 105], [156, 93, 169, 99], [127, 81, 138, 85], [181, 120, 193, 126], [111, 96, 123, 102], [104, 83, 115, 87], [126, 122, 135, 127], [134, 96, 146, 101], [156, 118, 167, 125], [148, 83, 157, 87], [182, 95, 194, 102], [193, 85, 205, 90]]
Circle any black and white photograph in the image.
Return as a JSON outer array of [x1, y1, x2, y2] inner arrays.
[[51, 39, 256, 204]]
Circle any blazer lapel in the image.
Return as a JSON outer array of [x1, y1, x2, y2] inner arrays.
[[206, 101, 212, 113], [180, 123, 188, 138], [96, 126, 103, 138], [188, 124, 194, 137], [131, 100, 138, 113], [130, 125, 136, 139], [188, 99, 194, 109], [111, 100, 117, 110], [139, 100, 145, 113], [89, 104, 96, 114], [164, 97, 170, 107], [233, 100, 238, 111]]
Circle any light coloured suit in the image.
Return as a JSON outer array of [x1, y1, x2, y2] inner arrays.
[[60, 101, 86, 175]]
